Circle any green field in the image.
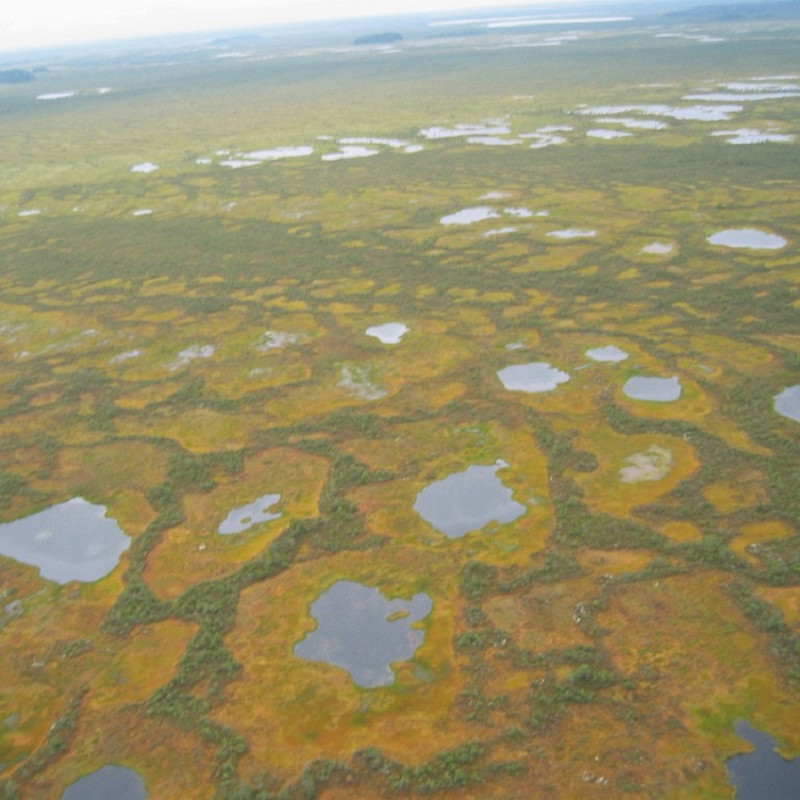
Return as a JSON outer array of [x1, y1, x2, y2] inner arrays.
[[0, 10, 799, 798]]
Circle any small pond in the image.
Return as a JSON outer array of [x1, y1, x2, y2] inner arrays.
[[322, 145, 379, 161], [774, 385, 800, 423], [218, 494, 282, 535], [547, 229, 597, 239], [365, 322, 409, 344], [414, 460, 526, 539], [420, 123, 511, 139], [0, 498, 131, 584], [712, 128, 795, 145], [440, 206, 501, 225], [587, 128, 633, 139], [497, 362, 570, 393], [641, 242, 674, 254], [340, 137, 421, 154], [707, 229, 787, 250], [62, 765, 147, 800], [38, 91, 76, 100], [586, 345, 629, 363], [623, 376, 682, 402], [241, 146, 314, 161], [294, 580, 432, 688], [727, 720, 800, 800]]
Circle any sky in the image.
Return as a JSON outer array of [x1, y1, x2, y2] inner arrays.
[[1, 0, 618, 54]]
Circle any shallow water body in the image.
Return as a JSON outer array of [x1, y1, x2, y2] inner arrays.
[[294, 580, 432, 687], [365, 322, 408, 344], [707, 228, 787, 249], [623, 376, 682, 402], [440, 206, 501, 225], [0, 498, 131, 583], [586, 345, 628, 363], [218, 494, 281, 535], [497, 362, 570, 392], [414, 460, 526, 538], [774, 385, 800, 423], [62, 765, 147, 800], [727, 721, 800, 800], [547, 229, 597, 239]]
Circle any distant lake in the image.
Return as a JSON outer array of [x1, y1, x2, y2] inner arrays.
[[0, 498, 131, 583]]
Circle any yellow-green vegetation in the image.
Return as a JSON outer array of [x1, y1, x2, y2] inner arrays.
[[0, 11, 799, 800]]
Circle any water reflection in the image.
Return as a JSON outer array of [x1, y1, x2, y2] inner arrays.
[[0, 498, 131, 583], [774, 385, 800, 423], [62, 765, 147, 800], [497, 362, 570, 393], [623, 376, 682, 402], [294, 580, 432, 688], [218, 494, 282, 535], [365, 322, 409, 344], [727, 721, 800, 800], [707, 229, 787, 250], [586, 345, 628, 363], [414, 460, 526, 538]]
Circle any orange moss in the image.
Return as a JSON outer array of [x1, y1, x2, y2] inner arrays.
[[600, 572, 800, 764], [572, 429, 698, 520], [144, 448, 329, 598], [732, 520, 794, 565], [116, 408, 256, 453], [704, 472, 767, 514], [215, 552, 480, 784]]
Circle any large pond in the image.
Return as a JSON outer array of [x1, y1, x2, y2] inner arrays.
[[623, 376, 682, 402], [497, 362, 570, 393], [0, 498, 131, 583], [294, 580, 432, 688], [727, 721, 800, 800], [218, 494, 282, 535], [774, 385, 800, 423], [62, 765, 147, 800], [414, 460, 526, 538], [707, 229, 787, 250]]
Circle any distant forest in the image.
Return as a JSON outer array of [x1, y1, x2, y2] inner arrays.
[[352, 32, 403, 45], [0, 69, 34, 83], [667, 1, 800, 21]]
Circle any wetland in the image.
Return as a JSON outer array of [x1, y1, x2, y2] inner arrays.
[[0, 5, 799, 799]]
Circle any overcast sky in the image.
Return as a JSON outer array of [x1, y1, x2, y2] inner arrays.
[[2, 0, 621, 53]]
